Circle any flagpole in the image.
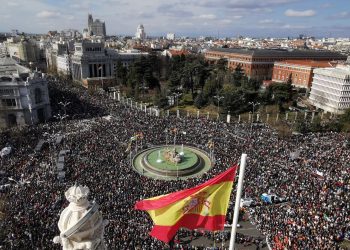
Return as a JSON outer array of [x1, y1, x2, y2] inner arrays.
[[229, 153, 247, 250]]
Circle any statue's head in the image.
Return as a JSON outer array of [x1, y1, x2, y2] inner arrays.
[[65, 184, 90, 205]]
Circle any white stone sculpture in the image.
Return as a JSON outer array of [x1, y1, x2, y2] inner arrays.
[[53, 185, 109, 250]]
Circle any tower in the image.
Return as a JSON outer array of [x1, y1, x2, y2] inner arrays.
[[88, 14, 93, 35], [135, 24, 146, 40]]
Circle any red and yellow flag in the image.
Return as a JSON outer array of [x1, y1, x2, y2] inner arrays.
[[134, 165, 238, 242]]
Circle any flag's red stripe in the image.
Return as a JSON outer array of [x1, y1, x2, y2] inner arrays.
[[135, 165, 237, 210], [150, 214, 226, 243]]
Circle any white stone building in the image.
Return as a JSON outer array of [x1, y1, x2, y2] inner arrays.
[[309, 59, 350, 114], [135, 24, 146, 40], [166, 33, 175, 40], [56, 54, 71, 76], [71, 41, 148, 89], [0, 57, 51, 128]]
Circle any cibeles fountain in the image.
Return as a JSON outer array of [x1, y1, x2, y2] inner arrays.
[[53, 185, 109, 250]]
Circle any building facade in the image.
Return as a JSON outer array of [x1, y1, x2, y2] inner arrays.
[[56, 54, 71, 76], [309, 62, 350, 114], [205, 48, 347, 81], [88, 14, 106, 37], [71, 41, 148, 89], [0, 57, 51, 128], [272, 60, 333, 88]]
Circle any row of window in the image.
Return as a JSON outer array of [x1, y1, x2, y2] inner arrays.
[[85, 47, 102, 52], [1, 99, 16, 107], [0, 89, 15, 96], [274, 66, 311, 73]]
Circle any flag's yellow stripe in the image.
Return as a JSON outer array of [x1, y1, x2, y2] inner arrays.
[[147, 181, 232, 226]]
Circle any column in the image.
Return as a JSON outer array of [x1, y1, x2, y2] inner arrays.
[[304, 112, 307, 120], [285, 112, 289, 121], [177, 109, 180, 118], [311, 112, 315, 122], [266, 113, 269, 123], [187, 111, 189, 117], [197, 110, 200, 119], [238, 115, 241, 123], [227, 114, 231, 123], [276, 113, 279, 122], [207, 112, 210, 119], [256, 113, 260, 122]]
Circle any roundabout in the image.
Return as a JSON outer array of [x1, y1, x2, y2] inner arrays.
[[132, 145, 212, 180]]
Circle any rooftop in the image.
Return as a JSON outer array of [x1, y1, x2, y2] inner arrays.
[[208, 48, 346, 59], [276, 60, 333, 68]]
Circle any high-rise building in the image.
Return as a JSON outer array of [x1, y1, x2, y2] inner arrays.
[[135, 24, 146, 40], [309, 59, 350, 114], [87, 14, 106, 37]]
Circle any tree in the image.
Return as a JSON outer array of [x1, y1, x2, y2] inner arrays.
[[115, 60, 128, 86], [194, 92, 207, 108], [153, 93, 168, 108]]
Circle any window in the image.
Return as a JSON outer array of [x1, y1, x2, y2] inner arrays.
[[0, 89, 15, 96], [2, 99, 16, 107], [34, 88, 43, 104]]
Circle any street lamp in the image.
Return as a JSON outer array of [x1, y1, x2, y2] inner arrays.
[[58, 101, 71, 117], [173, 93, 181, 108], [248, 102, 260, 136], [214, 95, 224, 119]]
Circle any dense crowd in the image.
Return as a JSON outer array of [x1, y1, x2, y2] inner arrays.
[[0, 78, 349, 250]]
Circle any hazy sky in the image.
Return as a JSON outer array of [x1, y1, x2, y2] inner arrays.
[[0, 0, 350, 37]]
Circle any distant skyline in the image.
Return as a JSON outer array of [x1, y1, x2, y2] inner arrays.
[[0, 0, 350, 37]]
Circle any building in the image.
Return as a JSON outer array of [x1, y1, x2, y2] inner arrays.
[[88, 14, 106, 37], [0, 56, 51, 128], [205, 48, 347, 81], [162, 49, 190, 58], [71, 41, 148, 89], [309, 59, 350, 114], [45, 39, 69, 73], [56, 54, 71, 76], [135, 24, 146, 40], [272, 60, 333, 88], [71, 40, 118, 89], [166, 33, 175, 40], [71, 41, 149, 89]]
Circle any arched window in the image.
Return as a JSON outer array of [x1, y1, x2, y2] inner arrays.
[[34, 88, 42, 104]]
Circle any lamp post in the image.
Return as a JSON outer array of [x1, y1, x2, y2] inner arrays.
[[248, 101, 260, 137], [58, 101, 71, 117], [214, 95, 224, 120]]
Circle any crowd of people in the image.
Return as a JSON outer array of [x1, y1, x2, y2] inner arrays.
[[0, 78, 349, 249]]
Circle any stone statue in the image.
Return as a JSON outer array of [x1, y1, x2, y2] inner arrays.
[[53, 185, 109, 250], [163, 147, 182, 164]]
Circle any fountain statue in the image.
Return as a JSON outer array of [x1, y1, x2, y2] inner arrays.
[[163, 147, 182, 164], [53, 185, 109, 250]]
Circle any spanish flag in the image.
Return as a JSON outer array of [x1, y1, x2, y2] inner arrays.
[[134, 165, 238, 242]]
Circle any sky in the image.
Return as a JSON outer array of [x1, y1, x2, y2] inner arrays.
[[0, 0, 350, 38]]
